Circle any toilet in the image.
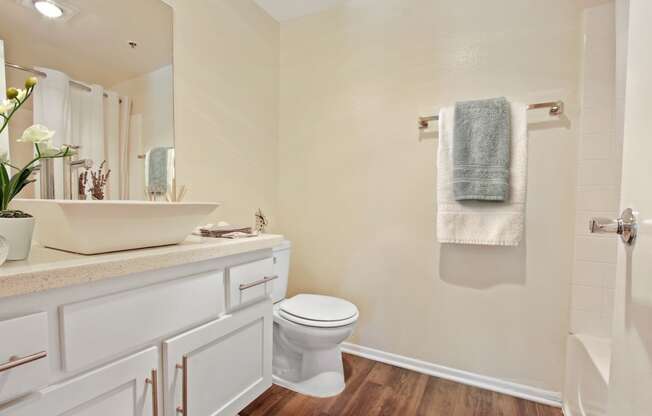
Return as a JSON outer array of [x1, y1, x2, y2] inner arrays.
[[270, 241, 359, 398]]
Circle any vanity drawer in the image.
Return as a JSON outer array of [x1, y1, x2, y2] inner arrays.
[[0, 312, 50, 404], [226, 258, 274, 310], [60, 270, 225, 372]]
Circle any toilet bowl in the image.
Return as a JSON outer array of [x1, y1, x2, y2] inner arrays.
[[270, 242, 359, 398], [272, 294, 358, 397]]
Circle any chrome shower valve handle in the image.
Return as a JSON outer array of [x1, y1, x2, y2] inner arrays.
[[589, 208, 638, 246]]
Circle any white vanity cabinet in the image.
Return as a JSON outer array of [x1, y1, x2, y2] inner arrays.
[[0, 347, 158, 416], [0, 239, 281, 416], [164, 299, 273, 416], [59, 270, 226, 372]]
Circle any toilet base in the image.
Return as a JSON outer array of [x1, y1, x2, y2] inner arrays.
[[273, 340, 347, 397], [273, 370, 345, 398]]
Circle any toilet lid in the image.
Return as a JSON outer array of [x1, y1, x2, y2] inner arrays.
[[279, 294, 359, 327]]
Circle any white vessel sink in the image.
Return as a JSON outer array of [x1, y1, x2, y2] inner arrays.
[[12, 199, 219, 255]]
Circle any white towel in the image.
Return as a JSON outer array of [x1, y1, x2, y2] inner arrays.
[[437, 102, 528, 246]]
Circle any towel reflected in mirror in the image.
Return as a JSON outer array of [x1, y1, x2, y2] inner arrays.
[[145, 147, 175, 196]]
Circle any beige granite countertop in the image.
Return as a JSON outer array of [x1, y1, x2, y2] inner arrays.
[[0, 234, 284, 299]]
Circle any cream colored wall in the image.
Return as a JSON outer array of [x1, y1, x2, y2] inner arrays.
[[278, 0, 582, 392], [165, 0, 280, 227], [112, 65, 174, 153]]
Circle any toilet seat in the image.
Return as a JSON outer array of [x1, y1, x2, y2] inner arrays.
[[279, 294, 359, 328]]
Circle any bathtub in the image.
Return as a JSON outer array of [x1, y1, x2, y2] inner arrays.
[[563, 334, 611, 416]]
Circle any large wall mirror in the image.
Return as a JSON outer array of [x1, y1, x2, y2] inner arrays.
[[0, 0, 174, 201]]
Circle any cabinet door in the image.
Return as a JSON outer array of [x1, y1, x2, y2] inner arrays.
[[0, 348, 159, 416], [163, 299, 272, 416]]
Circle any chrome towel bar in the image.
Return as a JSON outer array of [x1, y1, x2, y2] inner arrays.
[[418, 100, 564, 130]]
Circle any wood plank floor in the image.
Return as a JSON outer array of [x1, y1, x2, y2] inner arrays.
[[240, 354, 562, 416]]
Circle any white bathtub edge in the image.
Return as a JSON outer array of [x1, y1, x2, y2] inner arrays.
[[574, 334, 611, 384], [563, 333, 611, 416]]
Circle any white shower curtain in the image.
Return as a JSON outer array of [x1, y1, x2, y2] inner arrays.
[[32, 68, 131, 200], [104, 93, 132, 200], [118, 97, 132, 200], [70, 85, 104, 164], [128, 114, 144, 200], [32, 67, 72, 199]]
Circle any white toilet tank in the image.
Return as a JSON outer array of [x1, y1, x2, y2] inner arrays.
[[271, 240, 291, 303]]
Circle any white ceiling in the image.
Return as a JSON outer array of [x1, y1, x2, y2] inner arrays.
[[0, 0, 172, 88], [253, 0, 345, 22]]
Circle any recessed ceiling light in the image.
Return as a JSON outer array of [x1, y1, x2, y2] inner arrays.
[[33, 0, 64, 19]]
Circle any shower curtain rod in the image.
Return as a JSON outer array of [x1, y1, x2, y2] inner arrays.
[[4, 62, 120, 101], [417, 100, 564, 129]]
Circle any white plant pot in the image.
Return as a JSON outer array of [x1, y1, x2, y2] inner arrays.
[[0, 217, 35, 260]]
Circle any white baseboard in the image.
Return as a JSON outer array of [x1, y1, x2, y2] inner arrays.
[[341, 342, 562, 408]]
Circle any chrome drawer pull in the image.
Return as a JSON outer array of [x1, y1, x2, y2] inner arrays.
[[0, 351, 47, 373], [239, 275, 278, 291]]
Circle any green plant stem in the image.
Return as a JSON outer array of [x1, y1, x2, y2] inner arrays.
[[2, 162, 21, 171], [0, 87, 34, 136], [0, 149, 71, 209]]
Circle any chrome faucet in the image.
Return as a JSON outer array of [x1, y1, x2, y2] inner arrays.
[[63, 145, 93, 200], [31, 145, 94, 200], [31, 159, 55, 199]]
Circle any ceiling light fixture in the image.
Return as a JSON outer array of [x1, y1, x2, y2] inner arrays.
[[33, 0, 64, 19]]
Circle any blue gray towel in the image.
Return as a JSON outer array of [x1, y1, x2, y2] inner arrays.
[[453, 97, 511, 201], [147, 146, 172, 193]]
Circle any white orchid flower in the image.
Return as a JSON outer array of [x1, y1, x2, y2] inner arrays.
[[0, 99, 15, 115], [15, 89, 27, 102], [38, 143, 76, 158], [18, 124, 55, 144], [0, 150, 8, 163], [37, 141, 62, 157], [60, 145, 77, 156]]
